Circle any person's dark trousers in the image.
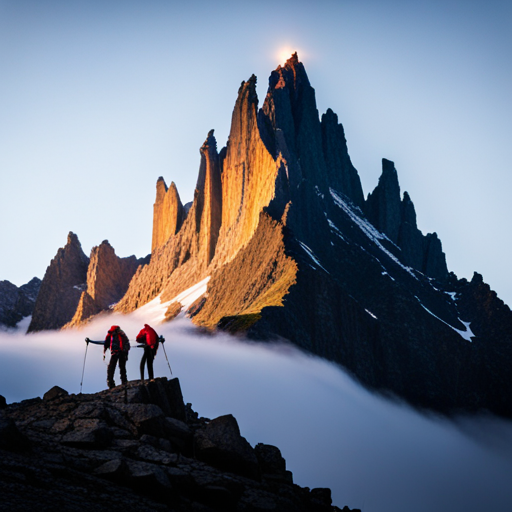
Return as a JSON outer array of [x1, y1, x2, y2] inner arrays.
[[140, 346, 156, 380], [107, 351, 128, 388]]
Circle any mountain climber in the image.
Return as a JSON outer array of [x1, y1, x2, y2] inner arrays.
[[85, 325, 130, 389], [136, 323, 163, 380]]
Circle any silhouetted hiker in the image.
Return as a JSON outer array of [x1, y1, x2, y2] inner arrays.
[[136, 323, 163, 380], [85, 325, 130, 389]]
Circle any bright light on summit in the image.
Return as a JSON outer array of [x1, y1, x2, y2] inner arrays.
[[276, 46, 299, 64]]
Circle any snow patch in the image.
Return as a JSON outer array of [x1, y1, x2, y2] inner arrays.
[[314, 185, 325, 199], [330, 188, 416, 279], [365, 309, 378, 320], [415, 298, 475, 342], [327, 219, 346, 242], [298, 241, 330, 274], [381, 271, 396, 282], [132, 277, 211, 325]]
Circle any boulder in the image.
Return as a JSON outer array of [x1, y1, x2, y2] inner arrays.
[[194, 414, 259, 479], [144, 377, 187, 421], [165, 466, 195, 493], [164, 416, 192, 440], [127, 460, 173, 496], [164, 301, 182, 321], [254, 443, 291, 483], [0, 415, 30, 452], [117, 403, 166, 437], [61, 419, 113, 449], [93, 458, 128, 483], [43, 385, 69, 401], [310, 488, 333, 506], [140, 434, 174, 454]]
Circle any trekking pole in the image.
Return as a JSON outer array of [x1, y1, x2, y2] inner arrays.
[[80, 340, 89, 394], [160, 336, 173, 376]]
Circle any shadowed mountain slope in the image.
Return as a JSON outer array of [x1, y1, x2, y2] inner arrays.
[[0, 277, 41, 328]]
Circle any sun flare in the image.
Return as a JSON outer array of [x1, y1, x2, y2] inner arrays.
[[276, 46, 300, 65]]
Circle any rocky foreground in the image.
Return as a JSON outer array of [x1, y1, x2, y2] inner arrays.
[[0, 378, 358, 512]]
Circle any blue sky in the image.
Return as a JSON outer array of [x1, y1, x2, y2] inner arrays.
[[1, 0, 512, 306]]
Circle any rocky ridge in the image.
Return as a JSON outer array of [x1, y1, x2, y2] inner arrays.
[[29, 234, 148, 332], [365, 159, 448, 280], [28, 233, 90, 332], [0, 277, 41, 328], [66, 240, 148, 328], [0, 378, 356, 512]]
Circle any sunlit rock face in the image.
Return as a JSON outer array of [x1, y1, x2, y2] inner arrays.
[[66, 240, 146, 327], [28, 232, 89, 332], [0, 277, 41, 328], [152, 178, 184, 253], [116, 78, 282, 313], [115, 129, 225, 313], [196, 130, 222, 266], [192, 212, 298, 330], [212, 76, 279, 268]]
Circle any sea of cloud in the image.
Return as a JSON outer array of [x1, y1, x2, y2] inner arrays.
[[1, 312, 512, 512]]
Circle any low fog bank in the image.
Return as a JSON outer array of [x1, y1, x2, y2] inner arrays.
[[1, 314, 512, 512]]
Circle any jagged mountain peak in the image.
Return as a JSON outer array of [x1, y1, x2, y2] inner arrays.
[[27, 56, 512, 419], [237, 74, 258, 105], [365, 158, 401, 243], [198, 129, 218, 168], [152, 176, 184, 253], [0, 277, 41, 328], [155, 175, 168, 196], [286, 51, 300, 65], [271, 52, 309, 90], [400, 190, 418, 229], [28, 232, 89, 332], [66, 231, 80, 246]]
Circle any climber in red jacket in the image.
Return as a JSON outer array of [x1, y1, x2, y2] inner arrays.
[[86, 325, 130, 389], [136, 323, 161, 381]]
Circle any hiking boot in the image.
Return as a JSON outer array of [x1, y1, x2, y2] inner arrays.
[[108, 381, 115, 389]]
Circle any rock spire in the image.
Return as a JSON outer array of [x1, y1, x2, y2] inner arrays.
[[366, 159, 448, 280], [66, 240, 146, 327], [28, 232, 89, 332], [196, 130, 222, 265], [152, 178, 184, 253]]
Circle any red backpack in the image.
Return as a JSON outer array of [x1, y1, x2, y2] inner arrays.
[[137, 324, 159, 349], [107, 325, 129, 352]]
